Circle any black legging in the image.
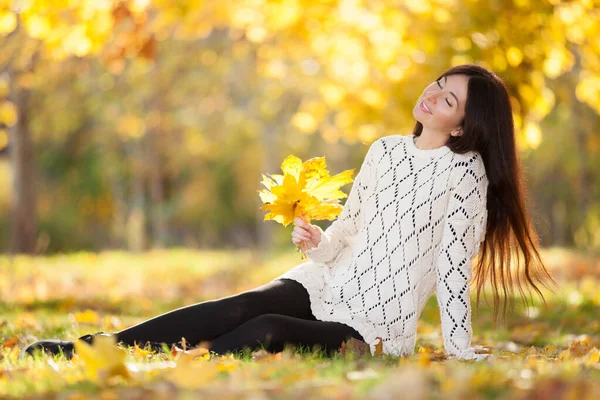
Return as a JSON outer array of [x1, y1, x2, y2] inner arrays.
[[114, 278, 364, 356]]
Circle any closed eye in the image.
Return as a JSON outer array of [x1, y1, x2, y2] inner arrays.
[[436, 79, 453, 107]]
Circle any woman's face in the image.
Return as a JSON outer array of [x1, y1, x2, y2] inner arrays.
[[413, 74, 469, 133]]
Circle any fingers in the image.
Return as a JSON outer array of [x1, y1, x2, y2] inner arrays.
[[292, 229, 311, 244], [293, 224, 314, 242], [294, 217, 305, 228], [292, 217, 318, 247], [294, 217, 317, 235]]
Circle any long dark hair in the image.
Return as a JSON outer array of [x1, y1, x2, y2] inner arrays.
[[413, 64, 559, 325]]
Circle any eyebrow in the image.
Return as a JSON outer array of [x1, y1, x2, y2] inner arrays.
[[445, 76, 460, 107]]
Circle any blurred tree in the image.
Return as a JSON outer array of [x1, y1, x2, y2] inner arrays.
[[2, 19, 39, 253], [0, 0, 599, 252]]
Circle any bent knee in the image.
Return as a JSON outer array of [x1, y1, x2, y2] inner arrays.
[[243, 314, 289, 341]]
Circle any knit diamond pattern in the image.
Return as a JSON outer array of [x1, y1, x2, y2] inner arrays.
[[275, 134, 489, 360]]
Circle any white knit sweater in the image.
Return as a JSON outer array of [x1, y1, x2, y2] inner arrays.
[[275, 134, 490, 360]]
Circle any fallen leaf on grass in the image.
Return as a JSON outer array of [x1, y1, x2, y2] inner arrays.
[[165, 358, 220, 389], [339, 337, 371, 358], [2, 337, 18, 349], [416, 344, 448, 365], [568, 340, 591, 357], [165, 353, 241, 389], [171, 341, 212, 362], [374, 337, 383, 356], [133, 344, 154, 359], [542, 344, 559, 357], [74, 334, 130, 383], [585, 347, 600, 367], [526, 346, 539, 356], [252, 349, 283, 362]]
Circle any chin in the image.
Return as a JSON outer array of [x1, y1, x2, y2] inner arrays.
[[412, 108, 423, 123]]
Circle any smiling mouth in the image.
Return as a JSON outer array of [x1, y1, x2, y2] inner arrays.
[[419, 100, 432, 115]]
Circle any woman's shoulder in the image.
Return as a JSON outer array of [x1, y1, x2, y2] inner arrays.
[[448, 150, 487, 189], [451, 150, 484, 168], [366, 134, 405, 152], [375, 134, 404, 145], [453, 150, 485, 170]]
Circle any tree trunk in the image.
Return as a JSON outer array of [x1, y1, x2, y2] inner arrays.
[[8, 72, 37, 254], [570, 44, 591, 248], [127, 138, 147, 252], [148, 55, 167, 249], [148, 126, 167, 248]]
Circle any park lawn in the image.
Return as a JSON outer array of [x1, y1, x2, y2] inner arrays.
[[1, 249, 599, 399]]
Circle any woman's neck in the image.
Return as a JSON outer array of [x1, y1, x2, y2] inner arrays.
[[414, 129, 449, 150]]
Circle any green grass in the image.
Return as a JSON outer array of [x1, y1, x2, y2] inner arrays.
[[1, 248, 600, 399]]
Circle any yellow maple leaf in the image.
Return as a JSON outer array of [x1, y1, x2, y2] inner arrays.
[[302, 198, 344, 220], [302, 157, 328, 179], [260, 173, 314, 226], [258, 154, 354, 227], [585, 347, 600, 366], [302, 156, 355, 200], [281, 155, 304, 180], [133, 343, 154, 359], [166, 355, 220, 389], [74, 334, 130, 383]]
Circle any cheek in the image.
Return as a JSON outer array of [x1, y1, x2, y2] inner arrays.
[[433, 109, 461, 127]]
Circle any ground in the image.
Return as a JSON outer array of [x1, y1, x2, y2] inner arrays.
[[1, 248, 599, 399]]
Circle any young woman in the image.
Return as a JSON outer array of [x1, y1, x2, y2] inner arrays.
[[20, 64, 557, 361]]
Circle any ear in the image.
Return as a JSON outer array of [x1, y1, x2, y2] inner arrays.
[[450, 127, 463, 137]]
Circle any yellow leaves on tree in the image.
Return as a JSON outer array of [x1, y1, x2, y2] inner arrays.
[[258, 155, 355, 226]]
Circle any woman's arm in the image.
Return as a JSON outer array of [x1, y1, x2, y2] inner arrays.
[[435, 153, 490, 361], [304, 138, 380, 264]]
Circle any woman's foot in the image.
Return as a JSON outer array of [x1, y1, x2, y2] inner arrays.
[[18, 332, 112, 360]]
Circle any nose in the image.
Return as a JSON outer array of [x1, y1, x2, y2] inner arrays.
[[424, 89, 441, 104]]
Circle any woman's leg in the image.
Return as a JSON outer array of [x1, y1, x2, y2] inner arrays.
[[115, 278, 315, 348], [209, 313, 364, 356]]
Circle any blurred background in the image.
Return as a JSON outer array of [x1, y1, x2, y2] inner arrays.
[[0, 0, 599, 255]]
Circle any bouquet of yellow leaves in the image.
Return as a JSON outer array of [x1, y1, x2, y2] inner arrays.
[[258, 155, 355, 258]]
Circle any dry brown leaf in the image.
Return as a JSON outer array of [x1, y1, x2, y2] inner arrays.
[[374, 337, 383, 357], [251, 349, 283, 362], [2, 337, 18, 349], [569, 340, 591, 357], [339, 337, 371, 359], [526, 346, 539, 356]]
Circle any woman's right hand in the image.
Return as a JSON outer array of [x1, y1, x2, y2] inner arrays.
[[292, 217, 322, 251]]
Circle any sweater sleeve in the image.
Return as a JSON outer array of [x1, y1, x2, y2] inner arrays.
[[435, 154, 490, 361], [305, 139, 379, 264]]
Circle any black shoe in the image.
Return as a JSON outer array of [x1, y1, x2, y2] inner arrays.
[[18, 332, 111, 360]]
